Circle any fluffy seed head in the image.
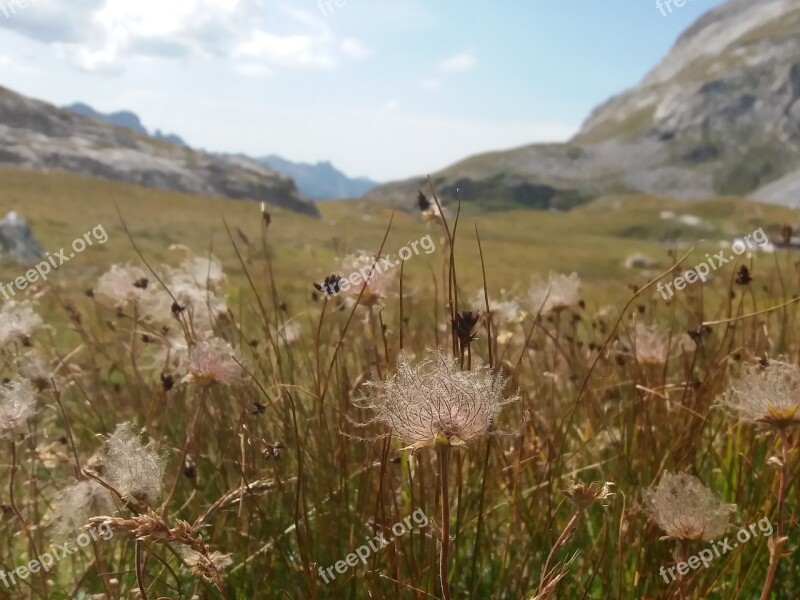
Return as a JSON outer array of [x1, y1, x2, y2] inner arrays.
[[0, 300, 46, 347], [182, 548, 233, 583], [183, 338, 245, 387], [718, 359, 800, 428], [105, 422, 166, 507], [339, 251, 395, 307], [630, 323, 670, 364], [95, 263, 151, 306], [643, 472, 735, 541], [529, 272, 581, 315], [48, 479, 116, 541], [354, 348, 520, 450], [0, 377, 37, 437]]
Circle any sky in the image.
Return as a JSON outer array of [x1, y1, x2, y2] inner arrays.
[[0, 0, 724, 181]]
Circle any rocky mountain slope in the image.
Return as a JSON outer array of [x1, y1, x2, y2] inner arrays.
[[64, 102, 187, 146], [367, 0, 800, 211], [0, 86, 320, 217], [257, 155, 377, 200]]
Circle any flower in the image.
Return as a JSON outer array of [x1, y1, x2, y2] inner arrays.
[[0, 378, 37, 437], [183, 338, 245, 387], [643, 472, 735, 541], [338, 251, 395, 307], [528, 272, 581, 315], [564, 480, 616, 510], [47, 479, 116, 541], [105, 422, 166, 507], [629, 323, 670, 364], [95, 263, 151, 306], [182, 548, 233, 583], [718, 359, 800, 428], [0, 300, 46, 347], [353, 348, 520, 450], [469, 289, 523, 326]]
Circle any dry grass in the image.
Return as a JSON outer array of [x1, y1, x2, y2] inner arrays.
[[0, 167, 798, 599]]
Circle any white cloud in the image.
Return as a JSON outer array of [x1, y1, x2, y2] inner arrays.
[[383, 99, 401, 112], [2, 0, 369, 73], [437, 52, 476, 73]]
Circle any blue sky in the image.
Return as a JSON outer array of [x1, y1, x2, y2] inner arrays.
[[0, 0, 723, 181]]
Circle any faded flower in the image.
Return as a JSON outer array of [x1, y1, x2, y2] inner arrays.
[[718, 359, 800, 428], [48, 479, 116, 541], [339, 251, 395, 307], [182, 548, 233, 583], [105, 422, 166, 507], [564, 480, 615, 510], [0, 378, 37, 437], [183, 338, 245, 387], [353, 348, 520, 450], [529, 272, 581, 315], [643, 472, 735, 541], [0, 300, 46, 347], [95, 263, 151, 306], [630, 323, 670, 364]]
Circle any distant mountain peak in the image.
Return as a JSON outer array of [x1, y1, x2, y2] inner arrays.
[[257, 155, 378, 200], [64, 102, 186, 146]]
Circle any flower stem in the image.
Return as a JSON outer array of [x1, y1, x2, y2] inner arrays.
[[758, 427, 790, 600], [438, 444, 452, 600]]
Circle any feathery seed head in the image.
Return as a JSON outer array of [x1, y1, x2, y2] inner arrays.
[[643, 472, 735, 541], [630, 323, 670, 364], [48, 479, 116, 541], [339, 251, 395, 306], [354, 348, 520, 450], [529, 272, 581, 315], [0, 300, 46, 347], [105, 422, 166, 507], [719, 358, 800, 428], [183, 338, 245, 387], [0, 377, 37, 437]]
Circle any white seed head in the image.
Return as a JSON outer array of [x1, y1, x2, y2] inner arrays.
[[0, 377, 37, 437], [105, 422, 166, 507], [719, 359, 800, 428], [643, 472, 735, 541]]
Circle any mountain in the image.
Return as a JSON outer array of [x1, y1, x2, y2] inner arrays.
[[0, 86, 319, 217], [64, 102, 187, 146], [367, 0, 800, 211], [256, 155, 377, 200]]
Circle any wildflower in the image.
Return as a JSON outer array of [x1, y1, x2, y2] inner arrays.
[[452, 311, 480, 350], [47, 479, 116, 541], [718, 359, 800, 428], [339, 251, 395, 307], [529, 272, 581, 315], [16, 348, 57, 390], [353, 348, 520, 450], [564, 480, 615, 510], [0, 300, 45, 347], [470, 289, 523, 326], [175, 254, 226, 289], [183, 338, 245, 387], [630, 323, 670, 364], [275, 320, 301, 347], [105, 422, 166, 507], [643, 472, 735, 541], [0, 378, 37, 437], [182, 548, 233, 583], [314, 274, 342, 298], [95, 263, 151, 306]]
